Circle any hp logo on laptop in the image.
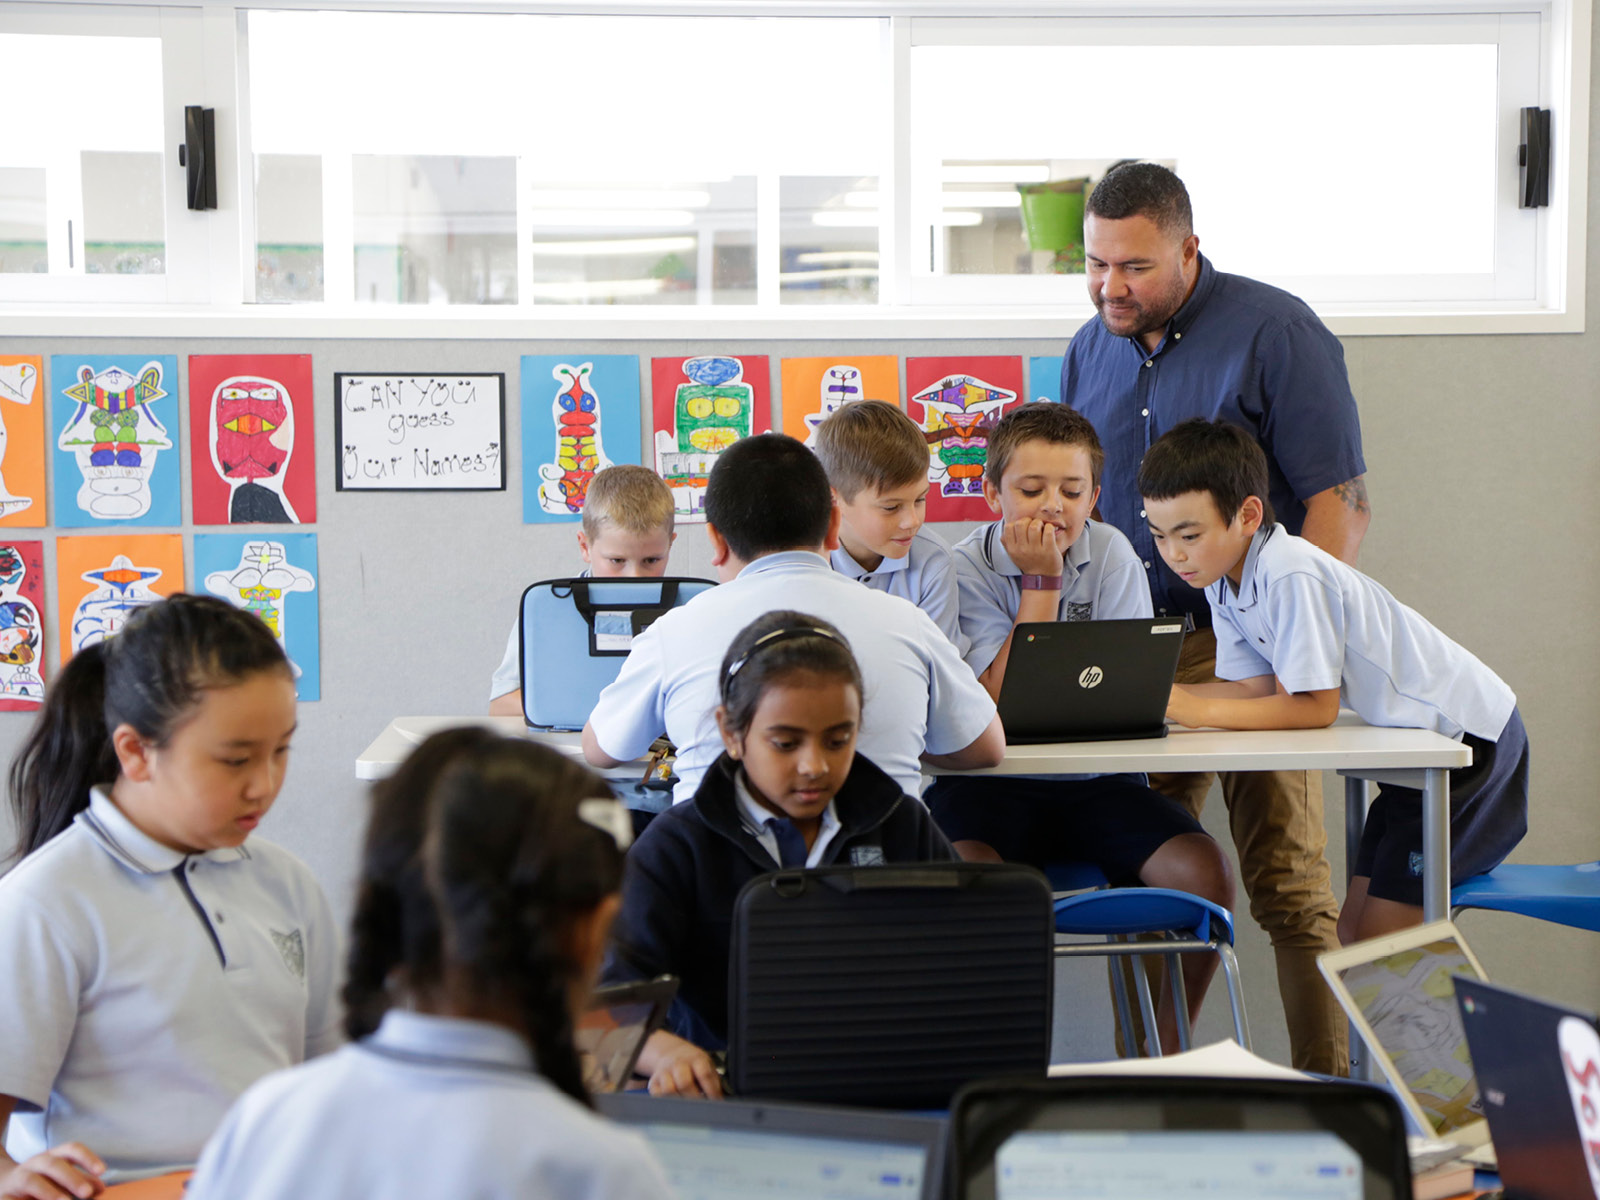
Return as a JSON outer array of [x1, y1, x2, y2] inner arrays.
[[1078, 666, 1104, 689]]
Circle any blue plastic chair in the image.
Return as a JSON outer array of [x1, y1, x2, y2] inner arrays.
[[1450, 861, 1600, 932], [1048, 867, 1250, 1056]]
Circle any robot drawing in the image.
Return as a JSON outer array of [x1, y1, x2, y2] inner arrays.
[[0, 545, 43, 702], [58, 362, 172, 521], [0, 362, 37, 519], [71, 555, 165, 653], [654, 357, 753, 520], [209, 375, 300, 524], [536, 362, 612, 515], [800, 365, 864, 447], [910, 373, 1016, 498]]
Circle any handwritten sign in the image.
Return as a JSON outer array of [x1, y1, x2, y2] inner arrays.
[[334, 373, 505, 491]]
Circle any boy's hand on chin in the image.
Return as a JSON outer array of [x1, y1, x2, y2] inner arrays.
[[1001, 518, 1067, 577]]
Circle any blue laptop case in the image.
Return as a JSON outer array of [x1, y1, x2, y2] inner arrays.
[[519, 576, 715, 731]]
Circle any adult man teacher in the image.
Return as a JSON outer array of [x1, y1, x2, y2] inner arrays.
[[1061, 162, 1370, 1075]]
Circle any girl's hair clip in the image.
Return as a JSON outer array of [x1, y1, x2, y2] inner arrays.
[[578, 797, 632, 851], [725, 624, 848, 678]]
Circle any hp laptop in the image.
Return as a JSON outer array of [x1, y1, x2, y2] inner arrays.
[[1455, 977, 1600, 1199], [597, 1091, 946, 1200], [997, 617, 1186, 744]]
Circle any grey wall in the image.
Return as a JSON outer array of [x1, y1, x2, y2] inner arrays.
[[3, 31, 1597, 1069]]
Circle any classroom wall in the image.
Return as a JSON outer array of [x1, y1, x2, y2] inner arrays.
[[0, 30, 1595, 1067]]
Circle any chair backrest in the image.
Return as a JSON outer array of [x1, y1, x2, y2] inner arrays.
[[727, 863, 1054, 1109], [519, 575, 715, 730], [949, 1075, 1414, 1200]]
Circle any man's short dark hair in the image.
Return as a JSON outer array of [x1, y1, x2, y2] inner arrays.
[[985, 402, 1105, 489], [1138, 418, 1276, 526], [704, 433, 833, 560], [1087, 162, 1193, 239]]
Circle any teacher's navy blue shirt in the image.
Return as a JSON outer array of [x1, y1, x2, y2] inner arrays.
[[1061, 253, 1365, 624]]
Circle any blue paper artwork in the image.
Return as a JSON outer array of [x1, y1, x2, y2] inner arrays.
[[1028, 356, 1066, 406], [195, 532, 321, 701], [521, 355, 643, 524], [51, 355, 182, 527]]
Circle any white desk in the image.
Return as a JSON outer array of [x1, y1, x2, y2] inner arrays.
[[354, 712, 1471, 921]]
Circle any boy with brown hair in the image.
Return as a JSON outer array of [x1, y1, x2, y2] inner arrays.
[[811, 400, 963, 648], [489, 464, 676, 716]]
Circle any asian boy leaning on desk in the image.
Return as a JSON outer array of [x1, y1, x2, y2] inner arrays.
[[1139, 417, 1529, 944], [922, 402, 1234, 1054], [488, 464, 677, 717], [811, 399, 965, 651], [581, 435, 1001, 1095]]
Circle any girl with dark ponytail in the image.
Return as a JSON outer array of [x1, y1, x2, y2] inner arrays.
[[186, 729, 672, 1200], [604, 610, 956, 1099], [0, 594, 339, 1197]]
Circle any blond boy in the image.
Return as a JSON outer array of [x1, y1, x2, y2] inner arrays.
[[811, 400, 963, 649], [488, 464, 676, 715]]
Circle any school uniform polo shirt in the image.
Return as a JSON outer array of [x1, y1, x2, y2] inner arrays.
[[0, 788, 341, 1177], [1062, 253, 1366, 624], [828, 525, 966, 651], [588, 550, 998, 804], [951, 518, 1152, 677], [1210, 524, 1516, 741], [188, 1010, 671, 1200]]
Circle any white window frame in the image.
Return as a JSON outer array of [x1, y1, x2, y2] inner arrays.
[[0, 0, 1587, 340]]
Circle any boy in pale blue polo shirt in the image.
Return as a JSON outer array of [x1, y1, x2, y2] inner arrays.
[[1140, 418, 1528, 944], [583, 433, 1004, 805], [811, 399, 964, 650], [927, 402, 1234, 1054]]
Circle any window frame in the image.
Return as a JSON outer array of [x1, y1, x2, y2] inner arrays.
[[0, 0, 1587, 339]]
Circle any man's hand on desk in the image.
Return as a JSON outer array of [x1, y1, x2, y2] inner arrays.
[[636, 1030, 723, 1100]]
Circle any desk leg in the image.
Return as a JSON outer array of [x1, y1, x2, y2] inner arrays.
[[1422, 767, 1451, 922], [1343, 775, 1371, 1081]]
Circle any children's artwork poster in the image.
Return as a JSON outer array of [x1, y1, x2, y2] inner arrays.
[[189, 355, 316, 525], [778, 356, 900, 447], [905, 356, 1025, 523], [55, 534, 184, 664], [0, 357, 47, 527], [51, 355, 181, 528], [335, 373, 505, 491], [0, 542, 47, 710], [196, 532, 321, 702], [650, 355, 771, 524], [520, 356, 642, 524], [1028, 356, 1065, 406]]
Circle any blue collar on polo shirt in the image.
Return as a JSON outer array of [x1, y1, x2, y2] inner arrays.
[[983, 521, 1094, 577], [735, 550, 832, 579], [77, 785, 249, 875], [1210, 523, 1279, 614], [829, 543, 910, 580], [362, 1009, 536, 1074]]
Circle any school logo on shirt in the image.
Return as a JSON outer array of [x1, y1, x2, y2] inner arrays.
[[1063, 602, 1093, 622], [1408, 852, 1425, 877], [270, 928, 306, 980], [850, 845, 885, 866]]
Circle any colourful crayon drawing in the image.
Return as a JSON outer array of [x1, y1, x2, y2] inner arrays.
[[536, 363, 612, 515], [70, 555, 165, 652], [654, 357, 754, 521], [209, 375, 300, 523], [0, 545, 43, 704], [58, 362, 173, 520], [911, 373, 1016, 499], [801, 365, 865, 446], [204, 540, 315, 675], [0, 362, 38, 520]]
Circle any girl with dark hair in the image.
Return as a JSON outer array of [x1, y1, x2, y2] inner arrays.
[[186, 729, 671, 1200], [605, 610, 956, 1099], [0, 594, 336, 1197]]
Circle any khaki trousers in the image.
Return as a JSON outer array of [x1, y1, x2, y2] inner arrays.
[[1144, 628, 1348, 1075]]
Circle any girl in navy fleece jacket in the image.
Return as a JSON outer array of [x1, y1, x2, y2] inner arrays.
[[603, 609, 956, 1099]]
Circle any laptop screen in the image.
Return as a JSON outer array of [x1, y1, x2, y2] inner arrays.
[[994, 1130, 1362, 1200], [1328, 936, 1486, 1136], [629, 1120, 931, 1200]]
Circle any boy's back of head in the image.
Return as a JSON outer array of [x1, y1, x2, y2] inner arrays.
[[812, 400, 929, 501], [582, 464, 676, 540], [705, 433, 833, 562], [985, 401, 1106, 488], [1138, 418, 1276, 525]]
